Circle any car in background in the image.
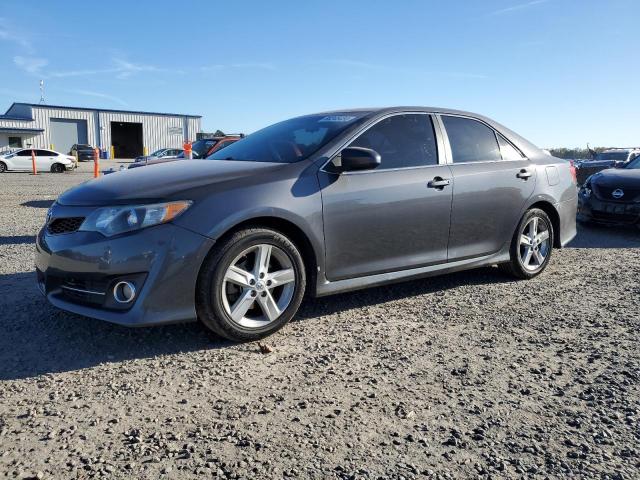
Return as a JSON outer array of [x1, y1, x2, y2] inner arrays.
[[70, 144, 97, 161], [128, 136, 243, 169], [0, 148, 75, 173], [578, 154, 640, 226], [134, 148, 184, 163], [575, 148, 640, 184]]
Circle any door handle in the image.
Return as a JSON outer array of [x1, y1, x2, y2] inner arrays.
[[517, 169, 533, 179], [428, 177, 451, 189]]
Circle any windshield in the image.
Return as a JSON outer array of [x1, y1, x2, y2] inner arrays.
[[151, 149, 166, 156], [208, 113, 370, 163], [594, 151, 628, 161], [625, 156, 640, 169], [77, 144, 91, 149]]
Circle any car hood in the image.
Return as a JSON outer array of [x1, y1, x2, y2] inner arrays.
[[57, 159, 286, 206], [591, 168, 640, 188]]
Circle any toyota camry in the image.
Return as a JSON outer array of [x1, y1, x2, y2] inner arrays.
[[36, 107, 578, 341]]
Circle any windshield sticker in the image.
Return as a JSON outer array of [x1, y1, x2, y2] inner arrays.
[[318, 115, 357, 123]]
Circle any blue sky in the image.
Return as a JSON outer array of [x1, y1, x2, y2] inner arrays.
[[0, 0, 638, 147]]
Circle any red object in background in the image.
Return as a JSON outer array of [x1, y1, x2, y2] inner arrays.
[[31, 149, 38, 175], [93, 148, 100, 178], [569, 160, 577, 184], [183, 141, 193, 159]]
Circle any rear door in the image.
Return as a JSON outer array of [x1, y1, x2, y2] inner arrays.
[[36, 149, 57, 170], [439, 114, 536, 261], [318, 113, 452, 280]]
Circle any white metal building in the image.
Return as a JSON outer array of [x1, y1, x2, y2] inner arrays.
[[0, 103, 202, 158]]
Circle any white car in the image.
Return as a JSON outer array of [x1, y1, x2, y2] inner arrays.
[[0, 148, 76, 173]]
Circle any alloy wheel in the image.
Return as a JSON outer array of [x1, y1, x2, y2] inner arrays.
[[221, 244, 296, 328], [518, 216, 550, 271]]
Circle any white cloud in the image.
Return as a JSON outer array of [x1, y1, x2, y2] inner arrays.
[[201, 62, 277, 72], [69, 89, 129, 107], [13, 56, 48, 74], [0, 17, 34, 52], [488, 0, 549, 16]]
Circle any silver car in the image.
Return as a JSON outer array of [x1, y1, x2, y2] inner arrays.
[[36, 107, 578, 341]]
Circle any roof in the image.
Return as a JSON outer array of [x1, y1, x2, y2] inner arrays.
[[0, 127, 44, 134], [2, 102, 202, 119]]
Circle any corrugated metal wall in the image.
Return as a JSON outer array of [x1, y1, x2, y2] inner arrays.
[[0, 105, 202, 156]]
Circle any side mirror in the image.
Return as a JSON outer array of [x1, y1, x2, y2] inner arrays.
[[334, 147, 381, 172]]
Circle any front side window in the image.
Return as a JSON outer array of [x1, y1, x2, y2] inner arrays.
[[17, 149, 32, 156], [442, 116, 501, 163], [209, 113, 370, 163], [348, 114, 438, 169]]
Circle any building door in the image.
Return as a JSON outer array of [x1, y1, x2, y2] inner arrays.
[[50, 118, 88, 154], [110, 122, 143, 158]]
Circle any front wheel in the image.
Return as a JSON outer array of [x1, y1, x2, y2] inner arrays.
[[196, 228, 306, 341], [0, 161, 6, 173], [500, 208, 553, 279]]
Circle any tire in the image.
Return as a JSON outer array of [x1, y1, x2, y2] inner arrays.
[[196, 228, 306, 342], [50, 163, 64, 173], [500, 208, 554, 280], [0, 161, 6, 173]]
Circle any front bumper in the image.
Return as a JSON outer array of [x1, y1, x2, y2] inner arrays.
[[578, 193, 640, 225], [35, 213, 215, 326]]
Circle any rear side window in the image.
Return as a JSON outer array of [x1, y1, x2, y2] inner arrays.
[[442, 116, 501, 163], [497, 134, 524, 160], [36, 150, 54, 156], [349, 114, 438, 169]]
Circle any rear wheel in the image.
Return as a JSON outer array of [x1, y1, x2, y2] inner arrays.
[[0, 162, 6, 173], [196, 228, 306, 341], [500, 208, 553, 279], [50, 163, 64, 173]]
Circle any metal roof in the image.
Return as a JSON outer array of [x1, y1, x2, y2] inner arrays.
[[0, 127, 44, 134], [3, 102, 202, 119]]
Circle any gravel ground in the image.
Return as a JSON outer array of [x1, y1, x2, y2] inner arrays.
[[1, 162, 639, 479]]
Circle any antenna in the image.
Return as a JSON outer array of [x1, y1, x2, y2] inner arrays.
[[39, 80, 45, 104]]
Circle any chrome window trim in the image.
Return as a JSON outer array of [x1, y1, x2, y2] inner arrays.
[[437, 113, 529, 165], [319, 111, 445, 175]]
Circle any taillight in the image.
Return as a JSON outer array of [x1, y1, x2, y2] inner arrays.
[[569, 160, 577, 184]]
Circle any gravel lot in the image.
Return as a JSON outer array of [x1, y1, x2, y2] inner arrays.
[[1, 162, 639, 479]]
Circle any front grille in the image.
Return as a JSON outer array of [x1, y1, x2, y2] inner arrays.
[[594, 185, 640, 202], [47, 217, 85, 235]]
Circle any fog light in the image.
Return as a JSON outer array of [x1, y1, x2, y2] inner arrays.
[[113, 281, 136, 304]]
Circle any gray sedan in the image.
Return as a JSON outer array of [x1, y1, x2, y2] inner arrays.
[[36, 107, 577, 341]]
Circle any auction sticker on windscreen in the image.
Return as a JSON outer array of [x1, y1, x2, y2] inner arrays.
[[319, 115, 357, 122]]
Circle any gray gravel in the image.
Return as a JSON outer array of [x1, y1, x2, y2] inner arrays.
[[1, 162, 639, 479]]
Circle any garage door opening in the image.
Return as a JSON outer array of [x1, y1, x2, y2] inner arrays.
[[111, 122, 143, 158]]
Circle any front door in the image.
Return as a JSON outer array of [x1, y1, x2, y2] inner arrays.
[[439, 115, 536, 261], [318, 113, 452, 281], [13, 149, 34, 170]]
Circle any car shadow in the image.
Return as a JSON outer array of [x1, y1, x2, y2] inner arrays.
[[568, 223, 639, 249], [0, 235, 36, 246], [0, 272, 233, 381], [296, 266, 514, 320], [21, 199, 54, 209], [0, 266, 513, 381]]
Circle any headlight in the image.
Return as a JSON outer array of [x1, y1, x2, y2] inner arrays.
[[79, 201, 192, 237]]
